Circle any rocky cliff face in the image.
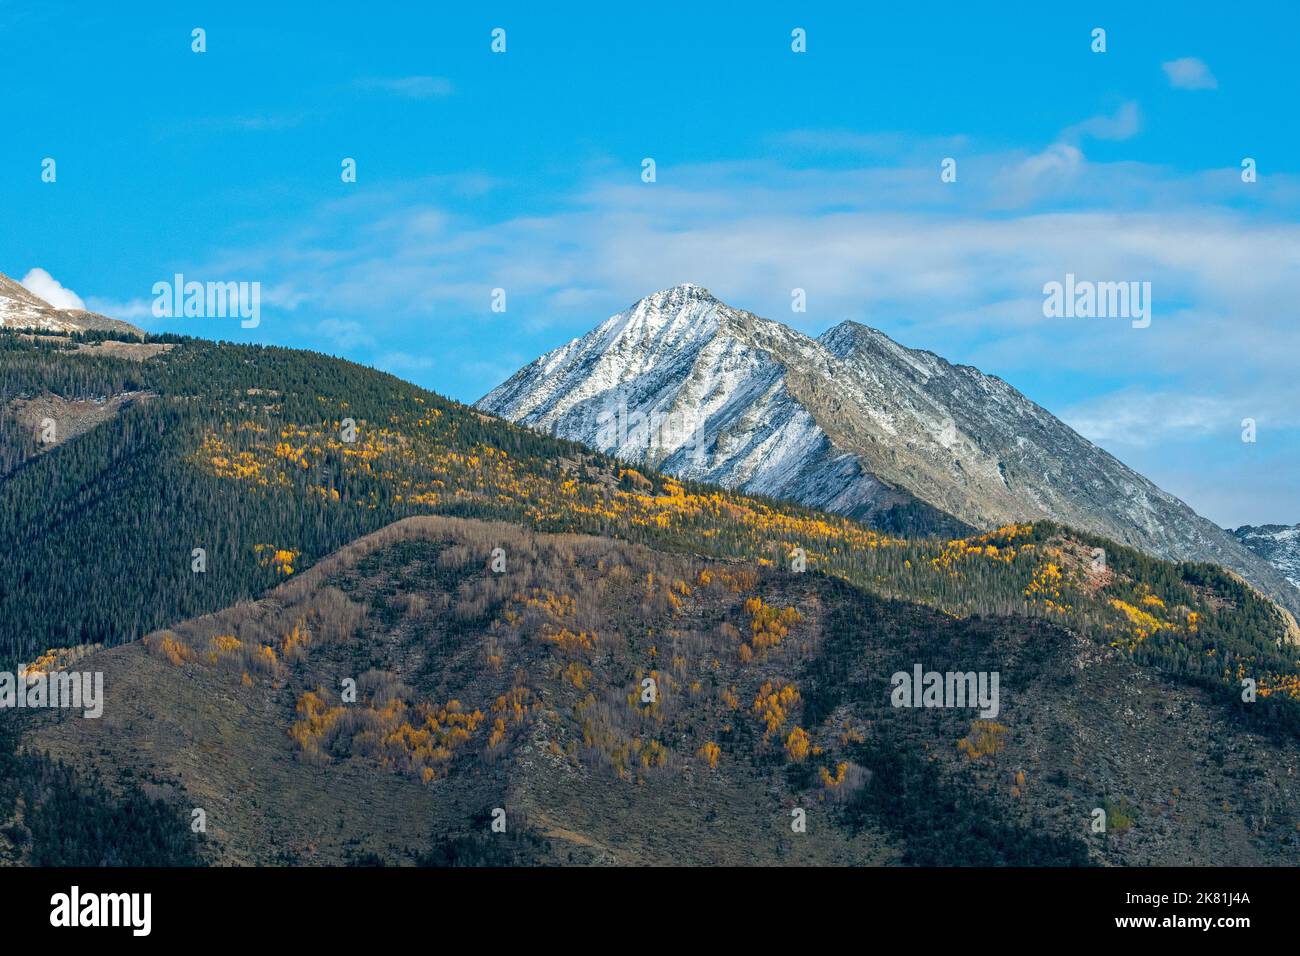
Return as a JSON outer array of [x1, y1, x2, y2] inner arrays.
[[1234, 523, 1300, 590]]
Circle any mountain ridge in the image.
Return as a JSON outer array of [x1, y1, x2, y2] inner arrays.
[[17, 513, 1300, 866], [478, 285, 1299, 615], [1234, 523, 1300, 590], [0, 272, 144, 339]]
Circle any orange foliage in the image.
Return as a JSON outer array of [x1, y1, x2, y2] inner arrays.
[[145, 633, 193, 667], [785, 726, 811, 762], [753, 680, 801, 736], [742, 596, 801, 652], [819, 762, 850, 787], [957, 720, 1007, 760], [698, 740, 721, 769]]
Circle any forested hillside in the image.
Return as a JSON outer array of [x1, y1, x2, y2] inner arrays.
[[23, 517, 1300, 865], [0, 719, 205, 866], [1, 330, 1297, 737]]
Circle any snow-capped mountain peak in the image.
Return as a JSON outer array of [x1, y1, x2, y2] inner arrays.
[[0, 271, 143, 337], [1233, 523, 1300, 590], [478, 287, 1300, 615]]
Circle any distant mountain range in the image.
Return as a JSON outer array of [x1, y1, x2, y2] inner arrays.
[[478, 285, 1299, 615], [0, 273, 143, 338], [1234, 523, 1300, 590]]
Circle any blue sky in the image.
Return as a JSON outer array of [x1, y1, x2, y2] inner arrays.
[[2, 1, 1296, 526]]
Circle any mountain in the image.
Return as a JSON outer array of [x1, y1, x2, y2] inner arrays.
[[4, 316, 1300, 867], [1234, 523, 1300, 590], [478, 284, 1300, 615], [0, 272, 144, 338], [6, 322, 1293, 676]]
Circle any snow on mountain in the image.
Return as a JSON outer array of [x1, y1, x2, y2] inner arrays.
[[477, 284, 1300, 614], [1233, 524, 1300, 590], [0, 271, 143, 337]]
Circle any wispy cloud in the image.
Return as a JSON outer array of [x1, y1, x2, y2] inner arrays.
[[1061, 390, 1236, 447], [317, 318, 377, 350], [179, 123, 1300, 357], [375, 351, 434, 373], [136, 120, 1300, 524], [355, 76, 454, 99], [771, 129, 971, 161], [167, 112, 313, 138], [84, 296, 153, 321], [1061, 101, 1142, 144], [1162, 57, 1218, 91]]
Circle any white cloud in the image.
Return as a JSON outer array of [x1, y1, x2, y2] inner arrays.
[[1061, 101, 1142, 143], [1162, 57, 1217, 91], [20, 268, 85, 311], [151, 126, 1300, 525], [317, 318, 376, 350], [1060, 390, 1233, 447], [375, 351, 434, 373], [1015, 143, 1085, 183], [201, 154, 1300, 370]]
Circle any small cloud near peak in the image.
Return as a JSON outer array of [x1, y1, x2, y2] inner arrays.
[[20, 268, 85, 311]]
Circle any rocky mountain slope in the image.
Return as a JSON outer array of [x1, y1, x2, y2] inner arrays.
[[0, 271, 143, 338], [1234, 523, 1300, 590], [478, 285, 1299, 614]]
